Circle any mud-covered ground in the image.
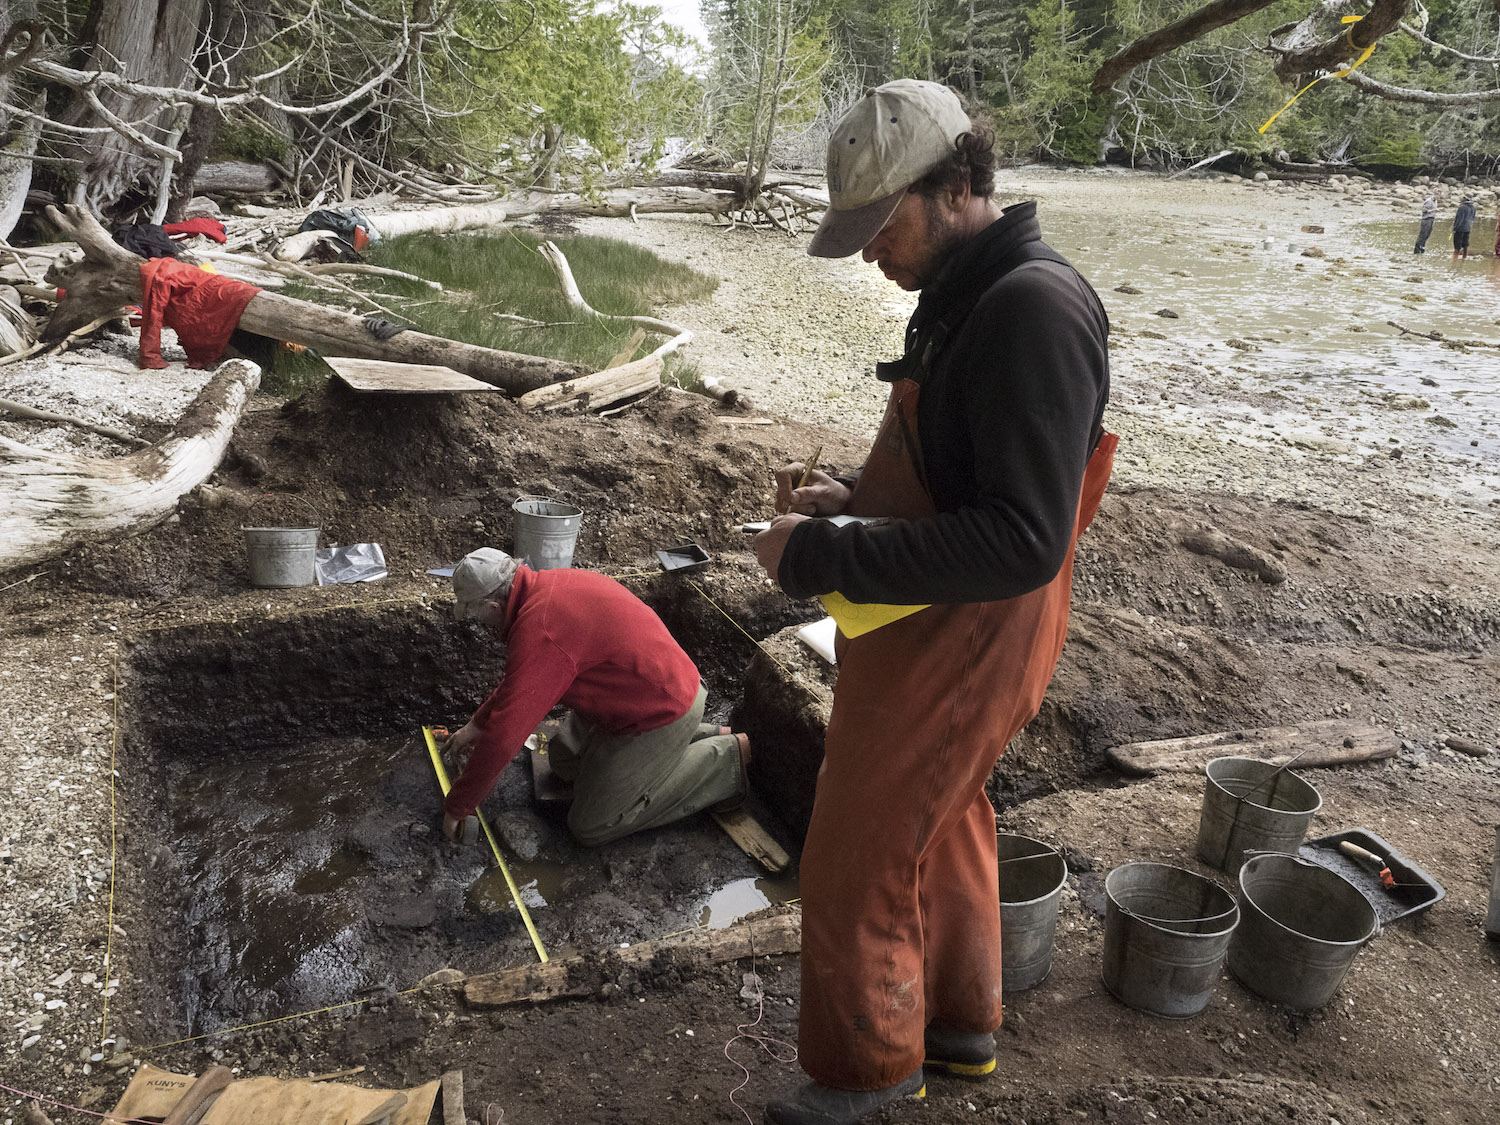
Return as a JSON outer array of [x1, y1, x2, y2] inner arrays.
[[2, 170, 1499, 1124]]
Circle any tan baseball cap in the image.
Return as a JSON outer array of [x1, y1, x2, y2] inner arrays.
[[452, 547, 519, 620], [809, 80, 972, 259]]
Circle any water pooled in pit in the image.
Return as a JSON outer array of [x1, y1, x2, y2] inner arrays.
[[695, 874, 800, 929], [147, 727, 796, 1036]]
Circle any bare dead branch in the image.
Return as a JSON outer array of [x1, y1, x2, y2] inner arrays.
[[1399, 21, 1500, 65], [1091, 0, 1280, 95], [1345, 69, 1500, 104]]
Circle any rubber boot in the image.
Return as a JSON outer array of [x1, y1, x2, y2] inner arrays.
[[923, 1021, 996, 1079], [763, 1068, 924, 1125]]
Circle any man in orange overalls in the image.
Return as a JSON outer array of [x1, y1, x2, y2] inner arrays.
[[753, 80, 1115, 1125]]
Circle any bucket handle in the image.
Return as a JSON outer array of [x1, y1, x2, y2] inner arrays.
[[1242, 851, 1384, 946], [513, 493, 573, 509], [245, 493, 320, 529]]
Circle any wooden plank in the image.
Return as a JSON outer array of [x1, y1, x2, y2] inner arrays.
[[464, 910, 801, 1008], [326, 356, 502, 394], [439, 1072, 464, 1125], [516, 353, 664, 412], [711, 807, 791, 874], [1106, 720, 1400, 777]]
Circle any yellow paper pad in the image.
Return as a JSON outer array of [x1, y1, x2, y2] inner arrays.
[[819, 592, 929, 639]]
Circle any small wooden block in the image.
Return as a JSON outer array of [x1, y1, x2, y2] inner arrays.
[[712, 808, 790, 874], [326, 356, 500, 394], [530, 747, 574, 804]]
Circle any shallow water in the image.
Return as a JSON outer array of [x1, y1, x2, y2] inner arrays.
[[1025, 195, 1500, 464]]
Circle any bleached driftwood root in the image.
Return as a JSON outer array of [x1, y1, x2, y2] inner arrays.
[[521, 239, 694, 413], [0, 358, 259, 571]]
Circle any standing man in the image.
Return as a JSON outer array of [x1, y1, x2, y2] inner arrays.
[[752, 81, 1114, 1125], [1414, 193, 1436, 254], [1454, 194, 1477, 259], [441, 548, 749, 847]]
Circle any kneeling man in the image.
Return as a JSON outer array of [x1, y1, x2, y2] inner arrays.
[[441, 548, 749, 846]]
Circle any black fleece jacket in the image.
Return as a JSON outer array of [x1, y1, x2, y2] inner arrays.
[[778, 202, 1109, 605]]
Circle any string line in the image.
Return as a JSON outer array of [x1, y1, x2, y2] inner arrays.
[[100, 644, 118, 1045]]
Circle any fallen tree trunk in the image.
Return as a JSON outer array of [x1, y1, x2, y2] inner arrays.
[[1106, 720, 1400, 776], [464, 909, 801, 1009], [40, 204, 588, 395], [365, 202, 510, 238], [504, 187, 737, 220], [0, 359, 259, 571], [193, 161, 279, 195]]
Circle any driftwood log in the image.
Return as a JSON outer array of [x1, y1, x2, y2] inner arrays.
[[464, 909, 801, 1009], [0, 358, 258, 571], [1106, 720, 1401, 776], [40, 204, 587, 394], [193, 161, 279, 195]]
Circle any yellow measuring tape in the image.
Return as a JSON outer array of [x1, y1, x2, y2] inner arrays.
[[1260, 16, 1378, 134], [422, 726, 549, 962]]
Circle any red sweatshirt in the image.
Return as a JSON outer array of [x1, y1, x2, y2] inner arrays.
[[444, 566, 700, 820]]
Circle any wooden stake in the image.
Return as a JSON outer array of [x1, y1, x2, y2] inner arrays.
[[464, 910, 800, 1008]]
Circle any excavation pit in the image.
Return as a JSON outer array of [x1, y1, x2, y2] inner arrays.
[[118, 588, 804, 1041]]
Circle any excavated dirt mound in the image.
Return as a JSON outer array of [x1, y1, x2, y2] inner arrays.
[[4, 380, 1499, 1124], [4, 381, 866, 609]]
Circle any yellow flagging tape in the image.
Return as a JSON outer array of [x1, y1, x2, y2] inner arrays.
[[684, 578, 801, 683], [422, 726, 548, 963], [1260, 17, 1378, 134]]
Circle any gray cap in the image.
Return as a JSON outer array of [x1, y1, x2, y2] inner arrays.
[[809, 80, 972, 259], [452, 547, 519, 620]]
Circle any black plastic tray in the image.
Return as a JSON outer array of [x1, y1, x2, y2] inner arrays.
[[1299, 829, 1445, 926], [656, 542, 711, 573]]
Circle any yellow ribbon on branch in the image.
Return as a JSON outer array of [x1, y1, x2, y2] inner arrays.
[[1260, 16, 1379, 135]]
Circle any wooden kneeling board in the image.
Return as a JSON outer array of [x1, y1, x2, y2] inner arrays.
[[326, 356, 501, 394]]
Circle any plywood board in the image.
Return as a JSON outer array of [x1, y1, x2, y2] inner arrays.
[[110, 1063, 442, 1125], [326, 356, 500, 394]]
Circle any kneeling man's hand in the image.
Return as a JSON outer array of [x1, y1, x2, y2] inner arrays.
[[442, 721, 481, 766]]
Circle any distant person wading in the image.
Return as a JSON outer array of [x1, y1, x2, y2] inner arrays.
[[1453, 195, 1477, 259], [1413, 195, 1436, 254]]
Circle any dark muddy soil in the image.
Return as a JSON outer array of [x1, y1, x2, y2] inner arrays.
[[3, 380, 1498, 1125]]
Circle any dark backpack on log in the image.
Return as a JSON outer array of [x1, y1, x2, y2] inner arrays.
[[297, 207, 380, 256]]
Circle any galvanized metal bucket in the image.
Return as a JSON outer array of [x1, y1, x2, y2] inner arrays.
[[1102, 862, 1239, 1018], [242, 497, 319, 588], [512, 495, 582, 570], [1228, 852, 1379, 1009], [1196, 756, 1323, 875], [997, 834, 1067, 993]]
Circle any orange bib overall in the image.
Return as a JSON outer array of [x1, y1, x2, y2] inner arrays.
[[797, 377, 1116, 1090]]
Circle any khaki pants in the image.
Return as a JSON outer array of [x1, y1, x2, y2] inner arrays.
[[547, 684, 743, 846]]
